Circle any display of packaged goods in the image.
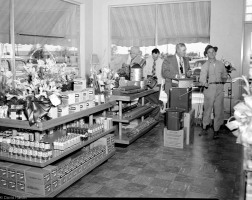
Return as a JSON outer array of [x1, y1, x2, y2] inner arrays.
[[74, 92, 83, 103], [74, 78, 86, 92], [26, 182, 52, 196], [25, 167, 51, 185], [0, 162, 13, 179], [79, 102, 86, 111], [126, 117, 156, 138], [7, 179, 16, 190], [86, 88, 95, 101], [17, 181, 25, 192], [69, 103, 81, 114], [58, 105, 69, 117], [7, 164, 31, 182], [82, 90, 88, 102], [43, 165, 58, 181], [0, 177, 7, 188], [61, 91, 76, 106]]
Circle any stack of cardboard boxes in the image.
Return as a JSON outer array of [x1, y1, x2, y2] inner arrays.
[[164, 87, 195, 149]]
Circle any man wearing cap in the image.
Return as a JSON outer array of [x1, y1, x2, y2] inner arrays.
[[161, 43, 192, 108], [118, 46, 146, 80], [199, 45, 228, 139]]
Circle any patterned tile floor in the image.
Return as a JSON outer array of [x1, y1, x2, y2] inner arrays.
[[57, 116, 244, 199]]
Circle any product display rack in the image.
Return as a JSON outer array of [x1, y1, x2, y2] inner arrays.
[[109, 88, 159, 145], [0, 127, 116, 168], [0, 101, 116, 131], [0, 150, 115, 198], [0, 101, 116, 197]]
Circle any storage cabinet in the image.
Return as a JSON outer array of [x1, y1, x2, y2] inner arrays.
[[0, 101, 116, 197]]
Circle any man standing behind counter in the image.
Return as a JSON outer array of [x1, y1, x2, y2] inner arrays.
[[161, 43, 192, 108]]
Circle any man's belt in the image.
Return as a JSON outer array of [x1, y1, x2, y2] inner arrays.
[[209, 82, 225, 84]]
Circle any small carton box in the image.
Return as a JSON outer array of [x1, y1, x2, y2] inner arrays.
[[184, 109, 195, 145], [74, 92, 83, 103], [87, 88, 95, 101], [79, 102, 86, 111], [26, 182, 52, 196], [25, 167, 51, 185], [61, 91, 75, 106], [74, 78, 86, 92], [17, 181, 25, 192], [164, 127, 186, 149], [43, 165, 58, 181], [0, 178, 7, 188], [69, 103, 80, 114], [0, 162, 13, 178], [58, 105, 69, 117], [82, 89, 88, 102]]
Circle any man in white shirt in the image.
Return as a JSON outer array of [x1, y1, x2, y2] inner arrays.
[[142, 48, 164, 120], [143, 48, 163, 85]]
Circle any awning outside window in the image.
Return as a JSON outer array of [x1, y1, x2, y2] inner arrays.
[[0, 0, 79, 47], [110, 1, 211, 47], [110, 5, 156, 47]]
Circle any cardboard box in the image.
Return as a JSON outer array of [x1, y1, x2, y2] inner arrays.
[[74, 78, 86, 92], [164, 127, 186, 149], [43, 165, 58, 181], [69, 103, 80, 114], [25, 167, 51, 185], [87, 88, 95, 101], [48, 106, 58, 119], [58, 105, 69, 117], [26, 182, 52, 196], [17, 181, 25, 192], [61, 91, 76, 105], [0, 162, 13, 178], [183, 109, 195, 145], [74, 92, 83, 103]]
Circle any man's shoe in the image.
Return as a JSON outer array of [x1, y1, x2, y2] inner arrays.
[[199, 125, 210, 136], [213, 131, 219, 139]]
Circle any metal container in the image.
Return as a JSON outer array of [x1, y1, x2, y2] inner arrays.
[[130, 65, 143, 81]]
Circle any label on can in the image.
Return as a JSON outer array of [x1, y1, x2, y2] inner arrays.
[[22, 149, 27, 156], [25, 140, 30, 147], [32, 150, 38, 157], [30, 141, 35, 148], [34, 141, 40, 149]]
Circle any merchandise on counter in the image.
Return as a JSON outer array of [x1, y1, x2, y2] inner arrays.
[[60, 91, 76, 106], [0, 105, 8, 118], [69, 103, 81, 114], [58, 105, 69, 117], [126, 117, 157, 138], [74, 78, 86, 92]]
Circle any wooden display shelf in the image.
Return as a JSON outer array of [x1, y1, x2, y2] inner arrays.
[[0, 151, 115, 198], [114, 121, 158, 145], [110, 89, 158, 101], [107, 107, 155, 123], [0, 101, 116, 131], [0, 127, 116, 167]]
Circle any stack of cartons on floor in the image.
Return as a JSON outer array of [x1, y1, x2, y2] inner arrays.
[[164, 87, 195, 148]]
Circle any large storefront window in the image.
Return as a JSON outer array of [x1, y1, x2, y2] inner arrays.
[[0, 0, 80, 75], [110, 1, 210, 71]]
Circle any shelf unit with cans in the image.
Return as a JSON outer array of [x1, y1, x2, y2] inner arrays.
[[109, 88, 159, 145], [0, 101, 116, 197]]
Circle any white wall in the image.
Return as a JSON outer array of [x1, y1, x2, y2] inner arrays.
[[210, 0, 244, 110]]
